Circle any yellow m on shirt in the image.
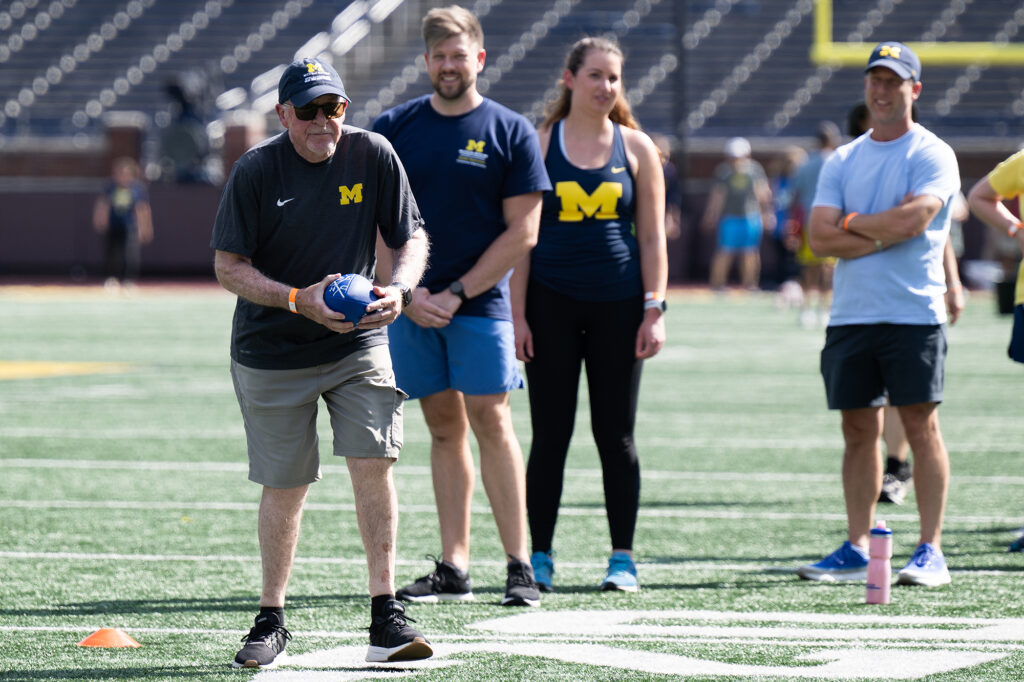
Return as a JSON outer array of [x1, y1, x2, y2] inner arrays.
[[556, 181, 622, 221], [339, 183, 363, 205]]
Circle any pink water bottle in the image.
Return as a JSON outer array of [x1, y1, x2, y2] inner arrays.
[[866, 521, 892, 604]]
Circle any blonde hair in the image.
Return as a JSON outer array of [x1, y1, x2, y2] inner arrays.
[[540, 37, 639, 132], [422, 5, 483, 50]]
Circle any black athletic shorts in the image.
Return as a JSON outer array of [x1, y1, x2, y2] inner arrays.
[[820, 323, 946, 410], [1009, 304, 1024, 364]]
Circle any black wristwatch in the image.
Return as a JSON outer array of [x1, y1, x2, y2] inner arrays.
[[448, 280, 469, 303], [390, 281, 412, 307]]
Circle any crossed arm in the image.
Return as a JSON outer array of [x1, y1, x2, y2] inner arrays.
[[808, 193, 944, 259]]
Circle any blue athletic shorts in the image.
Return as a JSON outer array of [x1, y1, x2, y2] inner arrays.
[[820, 323, 946, 410], [718, 213, 763, 251], [388, 314, 524, 399]]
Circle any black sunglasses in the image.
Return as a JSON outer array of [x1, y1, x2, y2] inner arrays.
[[287, 100, 347, 121]]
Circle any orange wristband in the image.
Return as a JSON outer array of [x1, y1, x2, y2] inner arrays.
[[288, 288, 299, 314], [843, 212, 859, 231]]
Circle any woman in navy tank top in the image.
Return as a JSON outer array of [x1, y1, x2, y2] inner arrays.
[[510, 36, 668, 594]]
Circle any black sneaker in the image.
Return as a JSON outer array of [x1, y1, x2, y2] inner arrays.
[[366, 599, 433, 662], [501, 559, 540, 607], [879, 472, 912, 505], [232, 612, 291, 669], [396, 556, 474, 603]]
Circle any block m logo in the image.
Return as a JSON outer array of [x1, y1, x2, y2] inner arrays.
[[555, 181, 622, 222], [465, 139, 486, 153], [339, 183, 363, 205]]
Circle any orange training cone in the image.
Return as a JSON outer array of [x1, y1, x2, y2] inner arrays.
[[77, 628, 141, 648]]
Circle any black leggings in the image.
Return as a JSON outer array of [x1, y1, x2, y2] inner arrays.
[[524, 280, 644, 553]]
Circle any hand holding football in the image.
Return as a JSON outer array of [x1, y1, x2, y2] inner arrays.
[[323, 274, 378, 325]]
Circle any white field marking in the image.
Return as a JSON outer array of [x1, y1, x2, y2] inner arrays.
[[265, 642, 1000, 680], [2, 550, 1022, 578], [1, 426, 1019, 453], [470, 610, 1024, 642], [3, 624, 1024, 653], [251, 608, 1024, 680], [5, 498, 1022, 526], [7, 458, 1024, 488]]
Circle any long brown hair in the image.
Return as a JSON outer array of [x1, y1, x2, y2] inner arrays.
[[539, 37, 639, 132]]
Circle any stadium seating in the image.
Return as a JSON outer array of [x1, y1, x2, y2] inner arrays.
[[3, 0, 1024, 145]]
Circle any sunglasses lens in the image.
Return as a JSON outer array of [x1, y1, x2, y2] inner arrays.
[[294, 101, 346, 120]]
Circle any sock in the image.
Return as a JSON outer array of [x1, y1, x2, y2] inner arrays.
[[257, 606, 284, 626], [371, 594, 395, 616], [885, 457, 903, 476]]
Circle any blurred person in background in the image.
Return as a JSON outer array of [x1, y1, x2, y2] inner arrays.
[[511, 36, 667, 593], [789, 122, 841, 328], [701, 136, 774, 291], [765, 145, 806, 291], [92, 157, 153, 290]]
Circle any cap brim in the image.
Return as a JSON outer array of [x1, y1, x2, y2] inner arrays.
[[289, 84, 351, 107], [865, 59, 915, 81]]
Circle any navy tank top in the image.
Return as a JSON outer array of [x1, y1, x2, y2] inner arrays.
[[531, 119, 640, 301]]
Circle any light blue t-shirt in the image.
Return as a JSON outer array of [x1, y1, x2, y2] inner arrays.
[[813, 124, 960, 325]]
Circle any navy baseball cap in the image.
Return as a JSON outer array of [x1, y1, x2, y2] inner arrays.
[[865, 42, 921, 82], [278, 58, 350, 107]]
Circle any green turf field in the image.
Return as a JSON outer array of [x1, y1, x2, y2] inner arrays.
[[1, 284, 1022, 681]]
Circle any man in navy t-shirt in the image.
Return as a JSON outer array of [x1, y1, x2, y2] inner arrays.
[[372, 5, 550, 608]]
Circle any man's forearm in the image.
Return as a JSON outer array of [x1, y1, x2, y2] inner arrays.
[[390, 229, 429, 287]]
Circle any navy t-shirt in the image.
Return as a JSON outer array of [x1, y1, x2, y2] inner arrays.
[[105, 181, 148, 236], [210, 128, 423, 369], [372, 96, 550, 319]]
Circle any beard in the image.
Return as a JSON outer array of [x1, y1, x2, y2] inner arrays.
[[431, 72, 473, 101]]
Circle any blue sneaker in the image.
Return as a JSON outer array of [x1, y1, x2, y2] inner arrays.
[[897, 542, 951, 586], [797, 541, 869, 581], [601, 551, 639, 592], [530, 551, 554, 593], [1008, 532, 1024, 553]]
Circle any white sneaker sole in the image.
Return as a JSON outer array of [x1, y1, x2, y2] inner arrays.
[[500, 595, 540, 607], [399, 592, 474, 604], [897, 569, 951, 587], [601, 581, 640, 592], [366, 638, 433, 662], [231, 651, 287, 669], [796, 567, 867, 582]]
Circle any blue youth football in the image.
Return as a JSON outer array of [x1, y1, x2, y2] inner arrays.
[[323, 274, 378, 324]]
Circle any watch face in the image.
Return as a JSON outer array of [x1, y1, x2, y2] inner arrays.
[[449, 281, 467, 301]]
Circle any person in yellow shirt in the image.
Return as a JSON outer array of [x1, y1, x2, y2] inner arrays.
[[967, 149, 1024, 551]]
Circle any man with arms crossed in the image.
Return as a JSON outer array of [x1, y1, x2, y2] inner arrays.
[[373, 5, 550, 606], [800, 42, 960, 587], [212, 57, 432, 667]]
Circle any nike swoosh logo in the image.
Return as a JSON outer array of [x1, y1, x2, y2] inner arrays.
[[611, 166, 626, 173], [276, 197, 295, 206]]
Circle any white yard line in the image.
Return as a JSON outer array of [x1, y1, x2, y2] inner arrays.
[[0, 427, 1019, 453], [4, 458, 1024, 486], [0, 550, 1019, 577], [0, 498, 1019, 525]]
